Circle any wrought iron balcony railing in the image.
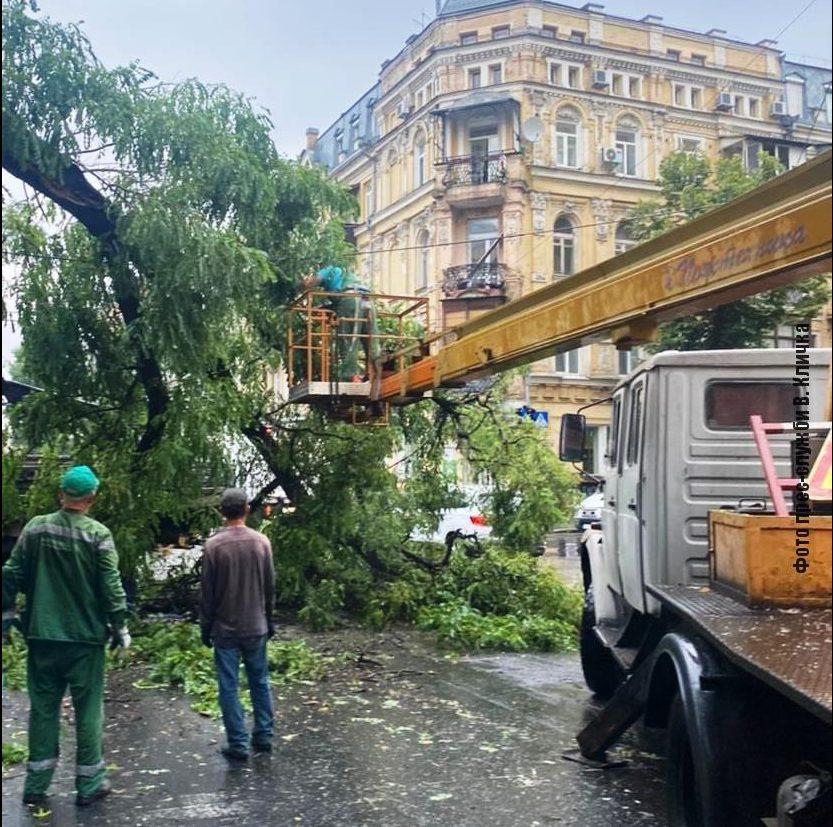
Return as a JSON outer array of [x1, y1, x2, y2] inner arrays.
[[442, 262, 508, 296], [442, 152, 509, 187]]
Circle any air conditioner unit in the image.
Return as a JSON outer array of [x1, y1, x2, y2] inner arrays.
[[601, 147, 622, 167], [714, 92, 733, 112], [592, 69, 610, 89], [397, 101, 412, 119], [770, 100, 786, 117]]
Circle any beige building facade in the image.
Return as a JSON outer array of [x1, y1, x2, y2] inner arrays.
[[302, 0, 832, 470]]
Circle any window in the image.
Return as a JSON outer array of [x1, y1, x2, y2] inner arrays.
[[414, 132, 426, 187], [492, 25, 510, 40], [468, 217, 499, 264], [628, 76, 641, 99], [569, 31, 585, 43], [674, 84, 686, 107], [489, 64, 502, 85], [626, 385, 643, 465], [748, 98, 761, 118], [607, 396, 622, 464], [612, 73, 624, 96], [677, 136, 703, 154], [416, 229, 430, 289], [468, 68, 481, 89], [617, 348, 634, 375], [690, 87, 703, 109], [550, 63, 562, 86], [568, 66, 581, 88], [733, 95, 746, 116], [614, 221, 636, 255], [690, 54, 706, 66], [667, 49, 681, 61], [553, 215, 576, 276], [705, 382, 794, 430], [554, 109, 581, 169], [415, 90, 424, 109], [555, 349, 581, 374], [542, 25, 557, 39], [615, 119, 638, 177], [460, 31, 477, 45]]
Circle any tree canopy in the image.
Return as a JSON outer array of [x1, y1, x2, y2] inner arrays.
[[625, 151, 829, 351], [2, 0, 578, 614]]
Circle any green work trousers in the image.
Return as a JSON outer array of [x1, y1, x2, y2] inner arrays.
[[24, 641, 107, 798]]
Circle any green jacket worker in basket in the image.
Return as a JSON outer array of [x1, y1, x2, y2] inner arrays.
[[311, 265, 380, 385], [2, 465, 129, 808]]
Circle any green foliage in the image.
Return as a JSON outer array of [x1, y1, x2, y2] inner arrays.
[[626, 151, 829, 351], [413, 548, 581, 651], [130, 621, 332, 717], [2, 629, 27, 691], [3, 740, 27, 769], [2, 438, 26, 532]]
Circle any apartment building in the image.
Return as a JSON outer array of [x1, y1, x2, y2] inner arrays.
[[301, 0, 832, 470]]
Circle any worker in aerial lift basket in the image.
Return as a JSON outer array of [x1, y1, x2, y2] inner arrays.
[[305, 265, 381, 390]]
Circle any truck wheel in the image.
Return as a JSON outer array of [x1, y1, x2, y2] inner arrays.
[[666, 694, 704, 826], [580, 585, 623, 699]]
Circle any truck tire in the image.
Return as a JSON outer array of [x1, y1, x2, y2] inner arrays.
[[666, 694, 704, 826], [580, 585, 623, 699]]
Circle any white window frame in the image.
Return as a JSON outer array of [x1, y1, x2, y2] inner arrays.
[[542, 25, 557, 39], [364, 182, 374, 219], [554, 114, 581, 169], [567, 64, 582, 89], [615, 124, 638, 177], [733, 95, 746, 116], [617, 348, 635, 375], [468, 67, 482, 89], [611, 72, 642, 99], [555, 348, 582, 375], [488, 63, 503, 85], [748, 97, 761, 118], [548, 61, 563, 86], [491, 25, 510, 40], [553, 217, 577, 276], [416, 230, 430, 289], [690, 86, 703, 109], [414, 134, 427, 187], [460, 31, 478, 46]]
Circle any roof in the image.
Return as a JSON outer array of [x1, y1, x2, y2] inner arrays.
[[436, 90, 520, 115], [310, 83, 381, 172], [783, 61, 833, 126], [439, 0, 514, 15]]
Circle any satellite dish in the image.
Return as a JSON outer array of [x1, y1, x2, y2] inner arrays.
[[522, 115, 544, 143]]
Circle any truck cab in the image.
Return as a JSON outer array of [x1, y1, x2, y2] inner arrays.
[[571, 348, 830, 682]]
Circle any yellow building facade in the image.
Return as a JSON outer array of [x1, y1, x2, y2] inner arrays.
[[302, 0, 832, 469]]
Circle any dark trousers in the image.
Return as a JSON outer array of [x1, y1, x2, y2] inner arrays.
[[213, 635, 274, 752]]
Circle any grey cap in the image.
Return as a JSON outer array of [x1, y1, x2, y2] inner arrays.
[[219, 488, 249, 511]]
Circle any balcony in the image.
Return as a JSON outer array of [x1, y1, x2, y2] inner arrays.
[[438, 151, 517, 208], [442, 262, 508, 297]]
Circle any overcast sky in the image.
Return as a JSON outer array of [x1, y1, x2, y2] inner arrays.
[[2, 0, 831, 368]]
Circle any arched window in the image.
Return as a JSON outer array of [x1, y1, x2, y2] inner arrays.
[[614, 221, 636, 255], [553, 215, 576, 276], [414, 132, 427, 188], [615, 116, 639, 177], [416, 229, 430, 289], [554, 107, 581, 169]]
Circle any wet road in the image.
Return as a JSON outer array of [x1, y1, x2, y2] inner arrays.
[[2, 553, 667, 827]]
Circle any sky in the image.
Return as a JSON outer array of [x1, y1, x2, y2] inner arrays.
[[2, 0, 832, 368]]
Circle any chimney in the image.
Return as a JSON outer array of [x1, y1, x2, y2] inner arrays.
[[305, 128, 319, 152]]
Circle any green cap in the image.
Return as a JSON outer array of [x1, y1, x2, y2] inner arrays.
[[60, 465, 100, 497]]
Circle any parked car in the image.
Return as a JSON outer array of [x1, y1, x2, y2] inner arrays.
[[574, 491, 603, 530], [411, 508, 493, 545]]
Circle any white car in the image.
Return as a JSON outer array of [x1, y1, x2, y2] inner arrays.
[[574, 491, 604, 530], [411, 497, 493, 545]]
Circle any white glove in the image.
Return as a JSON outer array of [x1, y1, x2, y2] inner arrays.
[[110, 627, 132, 651]]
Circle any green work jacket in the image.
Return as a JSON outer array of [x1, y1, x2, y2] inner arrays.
[[2, 509, 127, 644]]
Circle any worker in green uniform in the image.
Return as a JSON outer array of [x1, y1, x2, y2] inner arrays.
[[2, 465, 129, 807], [309, 266, 381, 385]]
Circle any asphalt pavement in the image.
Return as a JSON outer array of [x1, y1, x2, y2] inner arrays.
[[2, 553, 667, 827]]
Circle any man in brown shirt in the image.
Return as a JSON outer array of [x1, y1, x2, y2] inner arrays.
[[200, 488, 275, 760]]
